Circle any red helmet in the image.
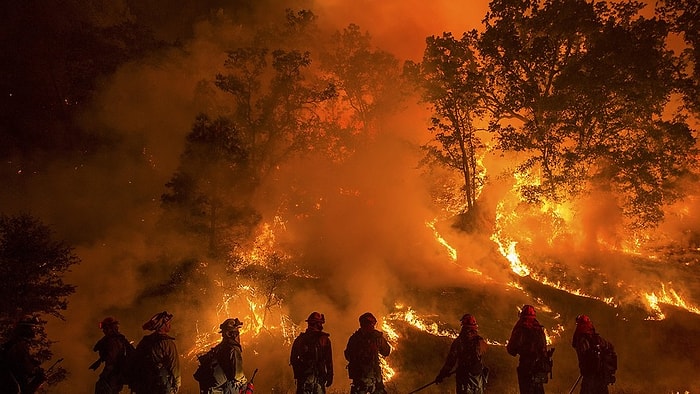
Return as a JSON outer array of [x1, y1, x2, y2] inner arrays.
[[520, 305, 536, 318], [576, 314, 591, 325], [306, 312, 325, 324], [460, 314, 478, 328], [99, 317, 119, 330], [359, 312, 377, 326]]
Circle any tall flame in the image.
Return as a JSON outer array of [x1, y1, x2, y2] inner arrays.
[[427, 218, 458, 261]]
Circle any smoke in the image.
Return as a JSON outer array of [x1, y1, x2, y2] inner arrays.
[[5, 0, 699, 392]]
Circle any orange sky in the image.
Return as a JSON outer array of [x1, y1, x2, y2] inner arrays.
[[314, 0, 491, 60]]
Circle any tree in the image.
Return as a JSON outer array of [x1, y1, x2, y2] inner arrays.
[[162, 114, 259, 256], [320, 24, 405, 138], [477, 0, 696, 228], [656, 0, 700, 116], [0, 213, 79, 383], [214, 9, 337, 184], [407, 31, 488, 214]]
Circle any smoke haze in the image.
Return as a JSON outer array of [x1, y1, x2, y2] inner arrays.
[[2, 0, 700, 393]]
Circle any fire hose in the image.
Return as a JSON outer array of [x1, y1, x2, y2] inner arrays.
[[568, 374, 582, 394], [407, 370, 456, 394]]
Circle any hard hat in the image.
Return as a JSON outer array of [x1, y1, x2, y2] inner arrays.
[[219, 318, 243, 332], [575, 314, 592, 325], [99, 317, 119, 329], [305, 312, 325, 324], [520, 305, 536, 317], [359, 312, 377, 325], [142, 311, 173, 331], [460, 314, 478, 328]]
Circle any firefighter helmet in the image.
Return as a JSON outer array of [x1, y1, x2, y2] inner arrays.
[[576, 314, 591, 325], [219, 318, 244, 332], [359, 312, 377, 326], [460, 314, 478, 328], [99, 317, 119, 330], [142, 311, 173, 331], [520, 304, 536, 318], [305, 312, 325, 324]]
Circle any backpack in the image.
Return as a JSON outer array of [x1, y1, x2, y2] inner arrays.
[[125, 334, 170, 392], [193, 346, 228, 389], [532, 348, 555, 384], [594, 334, 617, 384], [456, 335, 485, 376], [113, 335, 135, 384]]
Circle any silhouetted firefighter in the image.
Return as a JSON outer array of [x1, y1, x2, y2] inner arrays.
[[435, 314, 489, 394], [0, 316, 46, 393], [90, 317, 134, 394], [128, 311, 181, 394], [194, 318, 248, 394], [507, 305, 554, 394], [344, 312, 391, 394], [290, 312, 333, 394], [570, 315, 617, 394]]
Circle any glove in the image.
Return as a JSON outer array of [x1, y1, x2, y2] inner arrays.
[[325, 375, 333, 387], [435, 372, 445, 384]]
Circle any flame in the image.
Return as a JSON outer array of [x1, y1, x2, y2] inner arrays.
[[530, 273, 618, 307], [188, 220, 301, 358], [426, 218, 457, 261], [644, 283, 700, 320], [379, 320, 397, 382], [387, 304, 457, 338], [544, 324, 565, 346], [488, 172, 700, 320]]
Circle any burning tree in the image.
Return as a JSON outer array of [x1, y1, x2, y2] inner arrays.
[[406, 31, 489, 217], [478, 0, 697, 229], [412, 0, 697, 231]]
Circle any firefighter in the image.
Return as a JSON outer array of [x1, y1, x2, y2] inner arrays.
[[90, 317, 134, 394], [0, 315, 46, 394], [194, 318, 247, 394], [290, 312, 333, 394], [344, 312, 391, 394], [130, 311, 181, 394], [215, 318, 247, 394], [506, 305, 549, 394], [435, 314, 489, 394], [571, 315, 617, 394]]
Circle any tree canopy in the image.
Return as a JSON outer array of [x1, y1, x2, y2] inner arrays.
[[411, 0, 698, 229], [0, 214, 79, 381]]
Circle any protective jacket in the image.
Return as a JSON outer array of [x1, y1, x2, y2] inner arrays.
[[93, 332, 133, 394], [507, 316, 547, 394], [438, 329, 488, 394], [212, 339, 246, 394], [572, 326, 615, 394], [131, 332, 181, 394], [290, 329, 333, 394], [344, 328, 390, 394]]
